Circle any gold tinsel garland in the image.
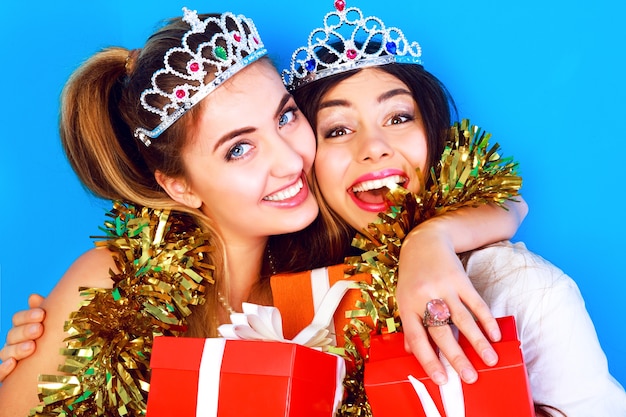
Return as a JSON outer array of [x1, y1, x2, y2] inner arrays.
[[30, 202, 214, 417], [336, 120, 523, 416]]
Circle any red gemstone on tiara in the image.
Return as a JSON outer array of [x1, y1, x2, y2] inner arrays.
[[234, 32, 241, 42], [176, 89, 186, 99], [346, 49, 357, 59], [189, 62, 199, 72], [335, 0, 346, 12]]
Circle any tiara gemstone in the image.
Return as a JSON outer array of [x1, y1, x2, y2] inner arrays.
[[214, 46, 227, 60], [189, 62, 200, 72], [282, 1, 422, 90], [234, 33, 241, 42], [176, 89, 186, 99]]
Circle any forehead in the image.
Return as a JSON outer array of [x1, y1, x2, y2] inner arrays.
[[323, 67, 410, 99], [198, 60, 286, 116], [185, 60, 287, 149], [214, 59, 283, 96]]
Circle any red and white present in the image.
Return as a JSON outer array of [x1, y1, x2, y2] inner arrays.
[[364, 316, 535, 417], [147, 337, 345, 417]]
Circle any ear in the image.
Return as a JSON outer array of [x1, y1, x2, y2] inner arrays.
[[155, 170, 202, 209]]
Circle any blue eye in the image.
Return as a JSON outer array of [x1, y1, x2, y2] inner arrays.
[[279, 108, 297, 127], [226, 142, 252, 161]]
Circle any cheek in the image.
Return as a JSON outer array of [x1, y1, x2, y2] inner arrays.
[[314, 146, 343, 192], [293, 124, 317, 172], [401, 134, 429, 186]]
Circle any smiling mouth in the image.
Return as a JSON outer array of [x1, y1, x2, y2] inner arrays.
[[263, 178, 304, 201], [351, 174, 407, 204]]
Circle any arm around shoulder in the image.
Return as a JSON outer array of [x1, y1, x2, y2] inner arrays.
[[0, 247, 116, 417]]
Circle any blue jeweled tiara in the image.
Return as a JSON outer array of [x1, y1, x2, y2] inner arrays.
[[282, 0, 422, 91], [134, 7, 267, 146]]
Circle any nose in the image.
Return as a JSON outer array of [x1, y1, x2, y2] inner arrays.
[[355, 128, 394, 163], [268, 133, 305, 178]]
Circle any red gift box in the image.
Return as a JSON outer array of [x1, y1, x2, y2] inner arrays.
[[364, 316, 535, 417], [147, 337, 344, 417]]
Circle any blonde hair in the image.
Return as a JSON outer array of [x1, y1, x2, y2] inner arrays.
[[58, 14, 261, 338]]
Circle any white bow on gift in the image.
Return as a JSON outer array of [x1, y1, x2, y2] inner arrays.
[[218, 279, 360, 348], [408, 327, 465, 417]]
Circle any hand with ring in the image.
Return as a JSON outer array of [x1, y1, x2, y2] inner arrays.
[[0, 294, 45, 383], [396, 215, 511, 385]]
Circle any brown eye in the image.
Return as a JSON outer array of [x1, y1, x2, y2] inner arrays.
[[329, 128, 349, 137], [387, 114, 412, 125]]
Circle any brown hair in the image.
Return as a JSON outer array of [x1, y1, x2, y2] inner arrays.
[[59, 14, 266, 337], [283, 63, 456, 269], [291, 63, 565, 416]]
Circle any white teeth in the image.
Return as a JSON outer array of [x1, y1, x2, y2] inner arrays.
[[263, 178, 304, 201], [352, 175, 405, 192]]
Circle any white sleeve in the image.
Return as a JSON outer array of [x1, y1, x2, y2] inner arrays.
[[482, 244, 626, 417]]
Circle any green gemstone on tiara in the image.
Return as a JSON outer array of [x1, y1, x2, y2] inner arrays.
[[214, 46, 228, 60]]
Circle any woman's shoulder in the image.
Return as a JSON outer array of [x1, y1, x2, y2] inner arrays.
[[0, 247, 118, 414], [466, 240, 579, 298], [56, 246, 118, 291], [469, 240, 566, 277]]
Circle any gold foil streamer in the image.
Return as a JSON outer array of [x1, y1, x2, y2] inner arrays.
[[336, 120, 523, 416], [31, 202, 214, 416]]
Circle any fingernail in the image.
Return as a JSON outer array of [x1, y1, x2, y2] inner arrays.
[[482, 348, 498, 366], [431, 371, 447, 385], [19, 342, 33, 352], [490, 329, 502, 342], [27, 324, 40, 336], [29, 309, 44, 320], [460, 368, 477, 383], [0, 358, 13, 369]]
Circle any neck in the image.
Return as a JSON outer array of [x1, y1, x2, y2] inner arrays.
[[223, 236, 268, 312]]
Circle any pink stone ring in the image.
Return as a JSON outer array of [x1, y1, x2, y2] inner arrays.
[[423, 298, 452, 327]]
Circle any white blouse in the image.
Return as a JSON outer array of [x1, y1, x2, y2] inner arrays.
[[466, 241, 626, 416]]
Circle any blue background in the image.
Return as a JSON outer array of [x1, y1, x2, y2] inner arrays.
[[1, 0, 624, 386]]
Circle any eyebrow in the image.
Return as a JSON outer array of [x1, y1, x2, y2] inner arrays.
[[212, 93, 293, 153], [378, 88, 412, 103], [319, 88, 413, 112]]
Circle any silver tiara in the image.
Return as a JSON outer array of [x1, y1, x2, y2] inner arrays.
[[282, 0, 422, 90], [134, 7, 267, 146]]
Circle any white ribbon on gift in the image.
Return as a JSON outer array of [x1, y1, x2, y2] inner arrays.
[[197, 338, 226, 416], [407, 327, 466, 417]]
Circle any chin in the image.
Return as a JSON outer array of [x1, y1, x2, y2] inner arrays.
[[347, 213, 379, 232]]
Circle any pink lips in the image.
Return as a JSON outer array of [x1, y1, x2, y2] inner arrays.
[[348, 169, 409, 212], [262, 172, 310, 208]]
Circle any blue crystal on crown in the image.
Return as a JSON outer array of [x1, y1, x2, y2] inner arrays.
[[282, 0, 423, 90], [134, 8, 267, 146]]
